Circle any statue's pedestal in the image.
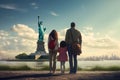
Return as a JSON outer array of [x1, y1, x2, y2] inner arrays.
[[35, 40, 47, 55], [36, 41, 45, 52], [30, 40, 48, 60]]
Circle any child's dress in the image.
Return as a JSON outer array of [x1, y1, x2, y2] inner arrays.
[[57, 47, 68, 61]]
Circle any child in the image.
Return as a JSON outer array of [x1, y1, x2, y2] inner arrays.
[[57, 41, 68, 74]]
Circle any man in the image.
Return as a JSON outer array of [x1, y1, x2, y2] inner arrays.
[[65, 22, 82, 74]]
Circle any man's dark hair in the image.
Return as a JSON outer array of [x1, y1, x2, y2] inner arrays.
[[71, 22, 75, 27]]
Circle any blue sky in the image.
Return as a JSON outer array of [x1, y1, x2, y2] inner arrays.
[[0, 0, 120, 59]]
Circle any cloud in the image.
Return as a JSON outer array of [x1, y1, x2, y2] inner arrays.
[[31, 3, 36, 6], [0, 4, 26, 12], [82, 26, 119, 49], [0, 25, 120, 59], [12, 24, 37, 40], [0, 25, 38, 59], [0, 4, 16, 10], [0, 50, 8, 59], [50, 11, 59, 16], [0, 30, 9, 50], [0, 25, 66, 59], [58, 28, 68, 41], [0, 30, 9, 37], [49, 27, 120, 57], [45, 26, 119, 55], [30, 2, 39, 9]]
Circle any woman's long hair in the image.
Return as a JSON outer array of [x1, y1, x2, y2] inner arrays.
[[49, 29, 58, 40]]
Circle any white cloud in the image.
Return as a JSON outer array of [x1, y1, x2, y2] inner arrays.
[[50, 11, 59, 16], [0, 24, 38, 59], [82, 27, 119, 49], [0, 25, 120, 59], [80, 26, 120, 57], [54, 27, 120, 57], [0, 4, 26, 12], [0, 30, 9, 38], [34, 6, 38, 9], [83, 26, 93, 31], [31, 3, 36, 6], [45, 27, 120, 57], [0, 25, 66, 59], [0, 4, 16, 10], [30, 2, 39, 9], [12, 24, 37, 40], [57, 28, 68, 42]]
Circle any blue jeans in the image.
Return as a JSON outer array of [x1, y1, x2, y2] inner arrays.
[[67, 44, 77, 73]]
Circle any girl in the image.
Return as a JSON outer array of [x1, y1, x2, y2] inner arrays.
[[57, 41, 68, 74]]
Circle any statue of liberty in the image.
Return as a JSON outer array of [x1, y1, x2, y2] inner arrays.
[[38, 16, 46, 41], [29, 16, 48, 59]]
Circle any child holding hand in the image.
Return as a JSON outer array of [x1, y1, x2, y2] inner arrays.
[[57, 41, 68, 74]]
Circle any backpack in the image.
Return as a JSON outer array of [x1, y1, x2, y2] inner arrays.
[[48, 40, 55, 49]]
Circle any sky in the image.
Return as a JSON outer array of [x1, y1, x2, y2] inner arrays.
[[0, 0, 120, 59]]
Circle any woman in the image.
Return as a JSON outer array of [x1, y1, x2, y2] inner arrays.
[[48, 29, 59, 74]]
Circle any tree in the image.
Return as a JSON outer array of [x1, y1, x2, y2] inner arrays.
[[15, 53, 29, 59]]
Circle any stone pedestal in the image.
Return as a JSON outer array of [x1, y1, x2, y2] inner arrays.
[[36, 41, 45, 51], [35, 40, 47, 55], [29, 40, 47, 60]]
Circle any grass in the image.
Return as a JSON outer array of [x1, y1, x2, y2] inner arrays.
[[0, 65, 120, 71], [89, 66, 120, 71], [40, 65, 49, 71], [0, 65, 31, 71]]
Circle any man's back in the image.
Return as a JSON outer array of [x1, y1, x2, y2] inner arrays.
[[65, 22, 82, 74], [65, 27, 82, 45]]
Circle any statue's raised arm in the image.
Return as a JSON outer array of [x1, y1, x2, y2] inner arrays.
[[38, 16, 46, 41]]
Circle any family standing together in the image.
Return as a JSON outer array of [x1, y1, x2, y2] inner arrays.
[[48, 22, 82, 74]]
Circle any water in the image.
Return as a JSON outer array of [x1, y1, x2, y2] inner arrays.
[[0, 60, 120, 69], [50, 60, 120, 69], [77, 60, 120, 69]]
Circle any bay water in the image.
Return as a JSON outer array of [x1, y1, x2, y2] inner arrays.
[[0, 60, 120, 69]]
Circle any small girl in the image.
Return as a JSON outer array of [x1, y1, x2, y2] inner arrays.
[[57, 41, 68, 74]]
